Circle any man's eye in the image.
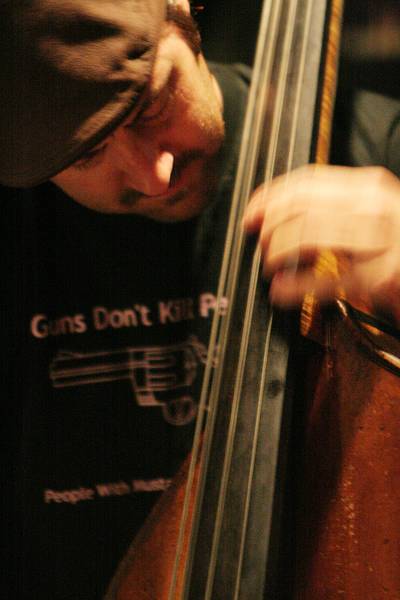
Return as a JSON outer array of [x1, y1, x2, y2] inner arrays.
[[138, 85, 171, 124], [141, 98, 163, 119], [73, 145, 107, 170]]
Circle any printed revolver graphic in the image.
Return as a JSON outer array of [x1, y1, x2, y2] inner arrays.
[[49, 336, 214, 425]]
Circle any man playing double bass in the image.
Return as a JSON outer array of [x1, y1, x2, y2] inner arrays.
[[2, 0, 400, 598]]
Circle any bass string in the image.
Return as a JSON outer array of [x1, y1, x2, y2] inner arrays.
[[233, 2, 318, 596], [188, 0, 337, 595], [232, 1, 317, 594], [238, 6, 345, 590], [202, 1, 294, 595], [205, 0, 320, 591], [201, 0, 317, 594], [203, 0, 314, 591], [168, 0, 314, 596], [171, 2, 285, 596]]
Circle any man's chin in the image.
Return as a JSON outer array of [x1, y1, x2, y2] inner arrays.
[[118, 157, 219, 221]]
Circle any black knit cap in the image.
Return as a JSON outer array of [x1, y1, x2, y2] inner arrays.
[[0, 0, 167, 187]]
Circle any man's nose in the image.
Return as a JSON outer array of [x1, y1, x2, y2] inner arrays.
[[111, 127, 174, 196]]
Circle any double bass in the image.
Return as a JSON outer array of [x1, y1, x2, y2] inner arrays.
[[106, 1, 400, 597]]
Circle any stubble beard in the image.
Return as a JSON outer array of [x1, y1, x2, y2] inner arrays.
[[119, 149, 205, 207], [118, 148, 222, 221]]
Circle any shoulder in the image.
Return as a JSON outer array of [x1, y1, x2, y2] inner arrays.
[[208, 62, 251, 98], [350, 90, 400, 175], [332, 77, 400, 177]]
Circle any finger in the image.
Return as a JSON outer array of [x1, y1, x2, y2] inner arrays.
[[269, 268, 342, 307], [257, 164, 398, 245], [260, 210, 390, 276], [242, 166, 317, 232], [244, 164, 364, 234], [242, 185, 273, 233]]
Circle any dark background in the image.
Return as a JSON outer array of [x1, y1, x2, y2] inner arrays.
[[195, 0, 262, 65], [197, 0, 400, 96]]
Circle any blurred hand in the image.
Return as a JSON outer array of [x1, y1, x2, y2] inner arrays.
[[243, 164, 400, 321]]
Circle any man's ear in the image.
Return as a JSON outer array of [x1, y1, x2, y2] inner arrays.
[[168, 0, 191, 14]]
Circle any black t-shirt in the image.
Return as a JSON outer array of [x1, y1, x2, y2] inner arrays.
[[331, 83, 400, 178], [2, 63, 249, 600]]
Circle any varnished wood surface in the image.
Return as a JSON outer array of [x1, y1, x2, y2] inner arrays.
[[295, 302, 400, 599], [104, 454, 199, 600]]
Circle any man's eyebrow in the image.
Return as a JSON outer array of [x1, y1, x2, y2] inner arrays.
[[74, 141, 107, 163], [137, 69, 175, 116], [119, 84, 156, 129], [74, 78, 159, 164], [74, 94, 148, 162], [131, 82, 160, 117]]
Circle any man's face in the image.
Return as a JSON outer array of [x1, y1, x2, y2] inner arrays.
[[51, 16, 225, 222]]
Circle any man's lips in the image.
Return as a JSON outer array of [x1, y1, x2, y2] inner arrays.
[[169, 150, 203, 186], [119, 151, 204, 208]]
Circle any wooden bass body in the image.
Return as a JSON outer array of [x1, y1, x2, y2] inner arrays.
[[295, 299, 400, 599], [104, 453, 197, 600]]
